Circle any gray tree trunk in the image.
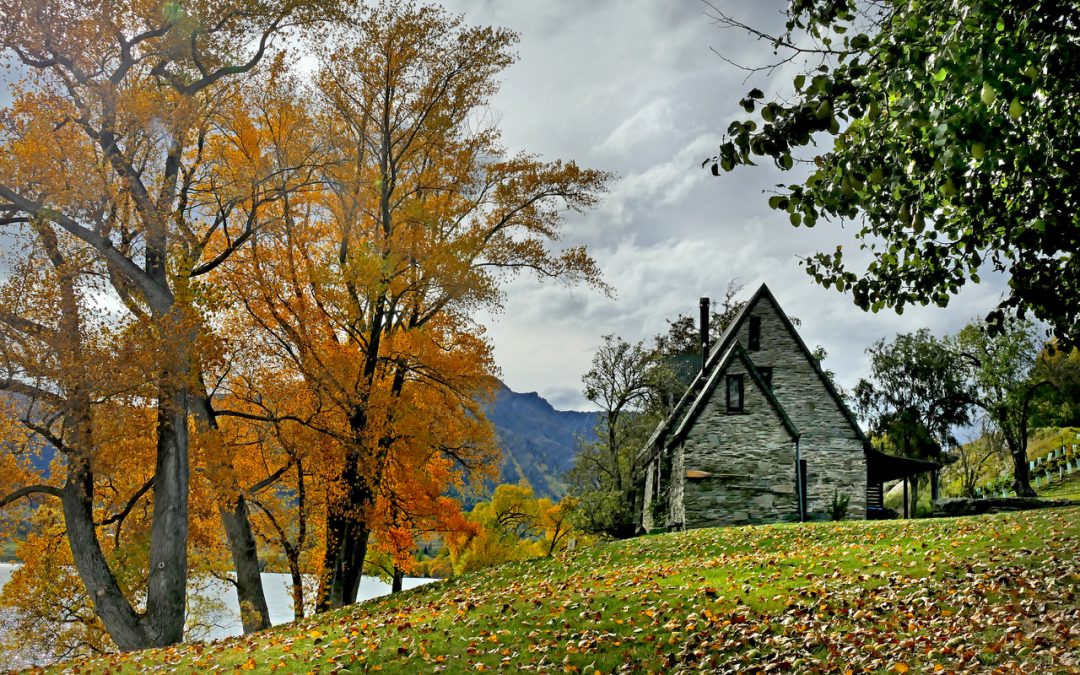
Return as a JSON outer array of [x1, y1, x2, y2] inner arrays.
[[141, 388, 190, 646], [219, 496, 272, 633], [62, 455, 151, 650], [190, 392, 273, 634]]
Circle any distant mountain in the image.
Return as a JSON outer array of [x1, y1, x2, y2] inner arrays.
[[485, 382, 599, 499]]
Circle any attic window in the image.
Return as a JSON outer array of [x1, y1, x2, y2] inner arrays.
[[748, 316, 762, 351], [726, 374, 744, 412], [758, 366, 773, 390]]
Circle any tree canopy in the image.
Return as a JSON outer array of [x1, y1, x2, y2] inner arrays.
[[0, 0, 610, 655], [0, 0, 346, 649], [855, 328, 974, 465], [954, 319, 1046, 495], [706, 0, 1080, 346]]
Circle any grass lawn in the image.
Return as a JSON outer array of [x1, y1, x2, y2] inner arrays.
[[36, 507, 1080, 674], [1041, 471, 1080, 502]]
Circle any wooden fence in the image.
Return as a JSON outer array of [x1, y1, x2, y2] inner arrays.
[[975, 432, 1080, 498]]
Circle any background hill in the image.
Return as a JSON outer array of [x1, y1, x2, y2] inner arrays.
[[485, 382, 598, 499]]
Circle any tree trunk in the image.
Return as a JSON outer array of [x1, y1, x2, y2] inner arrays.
[[623, 483, 640, 536], [391, 567, 404, 594], [288, 548, 305, 621], [219, 495, 272, 633], [31, 223, 175, 650], [963, 460, 978, 498], [608, 419, 622, 494], [1011, 447, 1036, 497], [341, 519, 371, 605], [317, 509, 371, 610], [62, 455, 151, 651], [141, 387, 190, 646], [318, 366, 405, 611], [288, 458, 307, 621], [190, 391, 272, 633], [316, 336, 410, 612], [1005, 412, 1037, 497], [316, 440, 374, 611]]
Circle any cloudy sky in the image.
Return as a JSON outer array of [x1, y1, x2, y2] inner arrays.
[[0, 1, 1010, 412], [432, 0, 1008, 410]]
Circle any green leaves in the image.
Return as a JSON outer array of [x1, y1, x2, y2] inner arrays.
[[708, 0, 1080, 347]]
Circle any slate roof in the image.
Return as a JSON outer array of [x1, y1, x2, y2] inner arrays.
[[668, 341, 799, 444], [865, 446, 941, 483]]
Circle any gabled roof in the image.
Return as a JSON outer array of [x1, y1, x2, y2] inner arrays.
[[668, 341, 799, 446], [639, 283, 868, 459]]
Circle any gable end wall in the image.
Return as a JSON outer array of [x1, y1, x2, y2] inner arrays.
[[733, 295, 867, 518], [678, 360, 799, 527]]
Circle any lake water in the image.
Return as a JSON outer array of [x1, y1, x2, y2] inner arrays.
[[0, 562, 435, 666], [190, 570, 435, 639]]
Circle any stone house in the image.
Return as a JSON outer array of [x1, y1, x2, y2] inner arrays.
[[638, 283, 935, 530]]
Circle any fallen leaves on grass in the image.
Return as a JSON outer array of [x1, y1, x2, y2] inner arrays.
[[33, 507, 1080, 674]]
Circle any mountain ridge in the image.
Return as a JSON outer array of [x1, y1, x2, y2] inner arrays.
[[485, 381, 598, 499]]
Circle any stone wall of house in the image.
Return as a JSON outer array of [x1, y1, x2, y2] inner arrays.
[[641, 459, 656, 531], [678, 360, 800, 527], [730, 295, 867, 519], [668, 443, 686, 528]]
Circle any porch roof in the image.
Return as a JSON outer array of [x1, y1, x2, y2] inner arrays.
[[865, 446, 940, 484]]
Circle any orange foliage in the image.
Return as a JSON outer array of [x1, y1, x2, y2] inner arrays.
[[0, 0, 609, 653], [205, 1, 609, 612], [0, 0, 352, 652]]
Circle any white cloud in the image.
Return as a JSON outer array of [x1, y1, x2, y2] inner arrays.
[[595, 133, 721, 229], [596, 98, 679, 157]]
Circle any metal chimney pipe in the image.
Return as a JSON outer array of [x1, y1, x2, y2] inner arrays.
[[699, 297, 710, 373]]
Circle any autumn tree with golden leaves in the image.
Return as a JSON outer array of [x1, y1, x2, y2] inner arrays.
[[0, 0, 610, 655], [215, 1, 610, 611], [0, 0, 345, 649]]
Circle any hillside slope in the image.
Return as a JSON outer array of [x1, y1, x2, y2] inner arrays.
[[486, 382, 598, 498], [54, 507, 1080, 674]]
